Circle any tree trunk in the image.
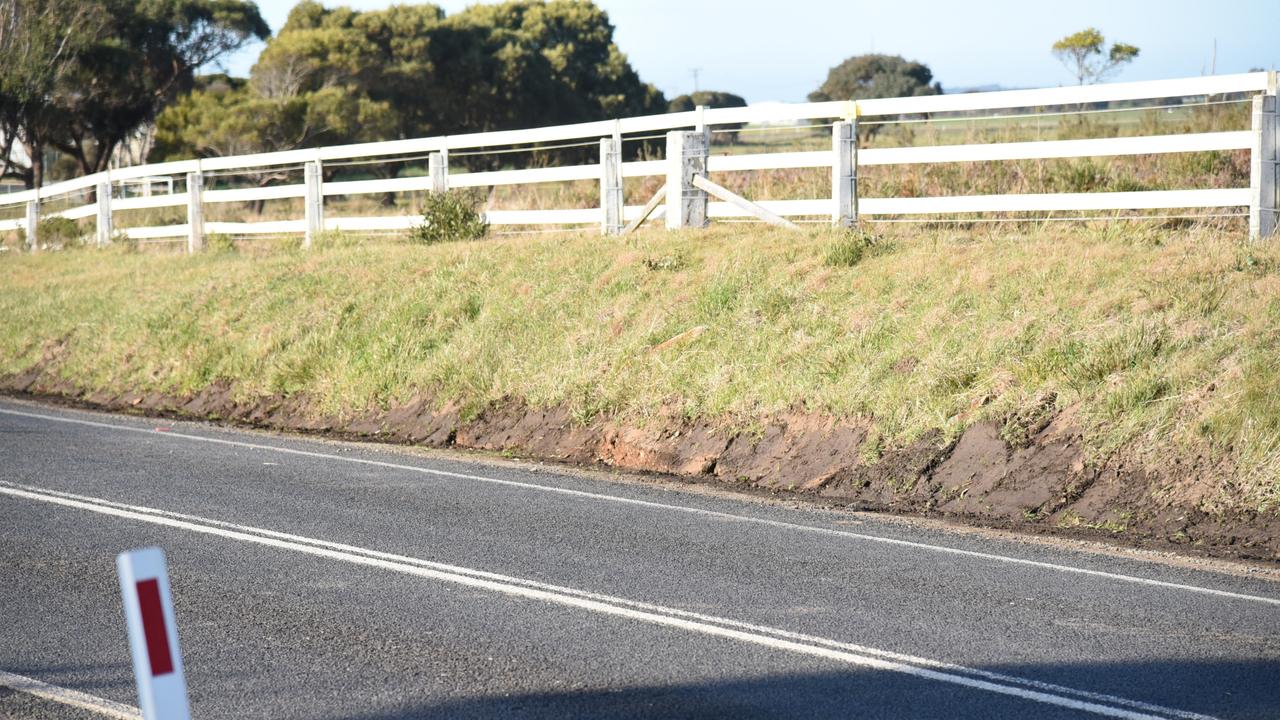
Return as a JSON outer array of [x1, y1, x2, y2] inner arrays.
[[23, 138, 44, 189]]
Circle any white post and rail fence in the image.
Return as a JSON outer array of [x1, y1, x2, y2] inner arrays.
[[2, 71, 1276, 250]]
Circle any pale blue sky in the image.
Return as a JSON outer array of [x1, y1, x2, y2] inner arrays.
[[226, 0, 1279, 103]]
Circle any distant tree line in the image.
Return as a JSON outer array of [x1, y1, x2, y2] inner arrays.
[[2, 0, 1144, 189], [152, 1, 666, 168]]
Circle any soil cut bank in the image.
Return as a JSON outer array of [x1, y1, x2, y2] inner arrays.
[[5, 367, 1276, 563]]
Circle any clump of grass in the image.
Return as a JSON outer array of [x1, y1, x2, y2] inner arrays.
[[642, 251, 688, 272], [823, 227, 884, 268], [411, 190, 488, 245], [1001, 392, 1058, 448], [206, 234, 237, 254], [311, 230, 364, 250]]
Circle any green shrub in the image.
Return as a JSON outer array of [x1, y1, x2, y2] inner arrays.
[[38, 216, 85, 246], [411, 190, 488, 245]]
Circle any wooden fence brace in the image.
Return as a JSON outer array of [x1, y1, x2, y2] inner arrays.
[[303, 159, 323, 249], [621, 185, 667, 235], [692, 175, 799, 229], [24, 196, 38, 252], [429, 152, 448, 194], [1250, 93, 1277, 240], [665, 131, 709, 229], [186, 170, 205, 254], [599, 137, 623, 235], [832, 120, 858, 227], [95, 180, 112, 247]]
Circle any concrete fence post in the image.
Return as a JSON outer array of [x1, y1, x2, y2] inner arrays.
[[428, 152, 448, 194], [95, 180, 113, 247], [599, 137, 623, 235], [186, 171, 204, 254], [665, 131, 708, 230], [24, 198, 39, 252], [832, 120, 858, 227], [1250, 93, 1278, 241], [304, 160, 323, 249]]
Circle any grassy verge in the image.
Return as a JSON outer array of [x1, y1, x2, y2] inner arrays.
[[2, 222, 1278, 514]]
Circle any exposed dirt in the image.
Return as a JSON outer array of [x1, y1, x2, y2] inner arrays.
[[4, 358, 1278, 563]]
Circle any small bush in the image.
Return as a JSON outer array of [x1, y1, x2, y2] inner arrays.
[[411, 190, 488, 245], [38, 216, 85, 247], [824, 227, 883, 268]]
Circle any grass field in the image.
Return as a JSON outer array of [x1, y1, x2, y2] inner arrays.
[[2, 221, 1278, 517]]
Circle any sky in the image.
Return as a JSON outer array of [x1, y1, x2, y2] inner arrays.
[[224, 0, 1280, 104]]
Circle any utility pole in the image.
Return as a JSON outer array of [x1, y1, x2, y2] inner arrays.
[[690, 67, 702, 94]]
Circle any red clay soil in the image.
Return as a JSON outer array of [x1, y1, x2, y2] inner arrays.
[[4, 364, 1277, 563]]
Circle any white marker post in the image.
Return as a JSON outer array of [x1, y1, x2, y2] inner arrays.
[[117, 548, 191, 720]]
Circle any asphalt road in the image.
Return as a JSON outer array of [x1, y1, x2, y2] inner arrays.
[[1, 398, 1278, 720]]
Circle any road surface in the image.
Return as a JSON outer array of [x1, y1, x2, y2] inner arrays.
[[1, 398, 1278, 719]]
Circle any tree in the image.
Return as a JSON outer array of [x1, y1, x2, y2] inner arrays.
[[0, 0, 105, 187], [1052, 28, 1139, 85], [151, 0, 666, 169], [808, 54, 941, 103], [668, 91, 747, 144], [51, 0, 270, 178], [667, 91, 747, 113]]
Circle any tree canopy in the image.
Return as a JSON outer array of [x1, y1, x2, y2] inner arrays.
[[808, 54, 942, 103], [667, 91, 747, 144], [0, 0, 103, 186], [153, 0, 666, 165], [667, 91, 747, 114], [1052, 28, 1139, 85], [1, 0, 268, 187]]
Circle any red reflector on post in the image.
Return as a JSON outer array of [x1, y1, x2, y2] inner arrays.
[[118, 547, 190, 719], [136, 578, 175, 676]]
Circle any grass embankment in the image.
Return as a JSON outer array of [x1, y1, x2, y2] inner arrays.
[[1, 224, 1279, 520]]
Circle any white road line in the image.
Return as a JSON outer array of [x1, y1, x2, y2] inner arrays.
[[1, 405, 1278, 609], [0, 670, 140, 720], [0, 482, 1209, 720], [4, 480, 1217, 720]]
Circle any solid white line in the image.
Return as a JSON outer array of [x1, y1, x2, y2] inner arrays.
[[0, 670, 140, 720], [3, 480, 1216, 720], [1, 405, 1277, 609], [0, 482, 1204, 720]]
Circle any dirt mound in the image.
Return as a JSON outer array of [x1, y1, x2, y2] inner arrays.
[[4, 363, 1277, 562]]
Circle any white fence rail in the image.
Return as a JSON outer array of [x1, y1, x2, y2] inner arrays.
[[2, 71, 1277, 249]]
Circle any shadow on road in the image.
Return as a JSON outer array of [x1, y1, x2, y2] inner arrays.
[[331, 657, 1280, 720]]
